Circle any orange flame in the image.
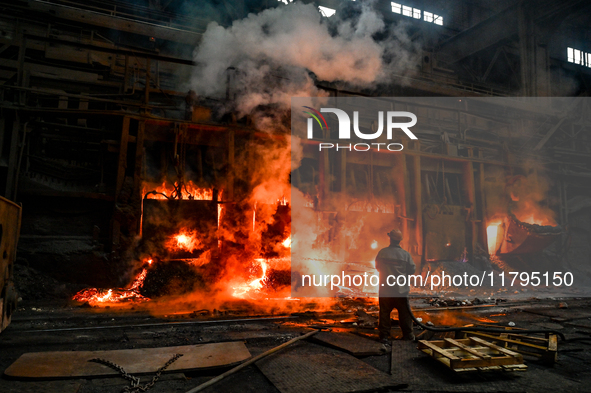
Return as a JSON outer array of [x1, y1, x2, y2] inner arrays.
[[144, 181, 214, 200], [167, 229, 202, 253], [232, 258, 268, 298], [73, 261, 151, 305], [514, 213, 555, 226], [282, 236, 291, 248]]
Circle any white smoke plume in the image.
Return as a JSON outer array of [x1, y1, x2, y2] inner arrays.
[[191, 1, 420, 115]]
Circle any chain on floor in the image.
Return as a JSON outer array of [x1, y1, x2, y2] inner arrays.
[[89, 353, 184, 393]]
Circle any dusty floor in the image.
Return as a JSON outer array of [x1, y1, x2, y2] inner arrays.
[[1, 297, 591, 393]]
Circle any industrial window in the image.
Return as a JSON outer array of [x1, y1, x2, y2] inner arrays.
[[402, 5, 412, 17], [567, 47, 591, 67], [318, 6, 336, 17], [392, 3, 442, 26]]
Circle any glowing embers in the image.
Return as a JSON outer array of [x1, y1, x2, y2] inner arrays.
[[232, 258, 291, 299], [513, 211, 556, 226], [167, 229, 202, 253], [143, 181, 214, 200], [141, 195, 219, 260], [232, 258, 269, 298], [73, 259, 152, 305]]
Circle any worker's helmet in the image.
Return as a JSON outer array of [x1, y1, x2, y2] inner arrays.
[[387, 229, 403, 241]]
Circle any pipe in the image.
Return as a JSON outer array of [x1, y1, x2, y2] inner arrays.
[[184, 329, 320, 393], [13, 121, 28, 200], [19, 315, 299, 333]]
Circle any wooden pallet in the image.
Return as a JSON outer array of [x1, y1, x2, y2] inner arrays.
[[418, 337, 527, 373], [459, 331, 557, 364]]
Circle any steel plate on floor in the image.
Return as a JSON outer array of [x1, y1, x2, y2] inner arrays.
[[256, 341, 401, 393], [5, 342, 250, 379], [312, 331, 389, 356]]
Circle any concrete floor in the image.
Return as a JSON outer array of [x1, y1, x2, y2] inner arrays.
[[1, 298, 591, 393]]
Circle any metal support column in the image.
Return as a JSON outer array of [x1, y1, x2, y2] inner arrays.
[[318, 149, 329, 209], [477, 159, 488, 248], [4, 116, 20, 200], [463, 160, 477, 263], [144, 58, 150, 112], [227, 130, 234, 201], [412, 151, 422, 258], [340, 149, 346, 194], [133, 119, 145, 195], [393, 152, 409, 251], [115, 116, 130, 199]]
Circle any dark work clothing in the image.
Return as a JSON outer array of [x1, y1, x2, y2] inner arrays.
[[375, 243, 416, 338], [375, 244, 416, 297], [378, 297, 414, 338]]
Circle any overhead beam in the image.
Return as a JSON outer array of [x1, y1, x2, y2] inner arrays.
[[437, 0, 588, 64], [10, 1, 202, 45], [533, 118, 567, 151], [437, 5, 519, 64]]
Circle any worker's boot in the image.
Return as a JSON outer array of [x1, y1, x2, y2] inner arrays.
[[402, 333, 416, 342], [378, 333, 390, 345]]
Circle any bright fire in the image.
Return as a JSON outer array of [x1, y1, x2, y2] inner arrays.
[[232, 258, 268, 298], [167, 229, 202, 253], [282, 236, 291, 248], [514, 213, 556, 226], [371, 240, 378, 249], [512, 200, 556, 226], [73, 261, 151, 305], [486, 223, 501, 255], [144, 181, 214, 200]]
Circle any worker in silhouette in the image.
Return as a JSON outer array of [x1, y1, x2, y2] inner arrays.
[[375, 229, 416, 343]]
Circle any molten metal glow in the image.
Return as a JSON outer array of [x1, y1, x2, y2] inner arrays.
[[167, 229, 201, 253], [514, 213, 555, 226], [513, 200, 556, 226], [487, 223, 500, 255], [253, 202, 257, 232], [232, 258, 268, 298], [282, 236, 291, 248], [73, 265, 150, 305], [473, 316, 499, 324], [371, 240, 378, 249]]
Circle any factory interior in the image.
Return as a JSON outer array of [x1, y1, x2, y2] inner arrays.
[[1, 0, 591, 392]]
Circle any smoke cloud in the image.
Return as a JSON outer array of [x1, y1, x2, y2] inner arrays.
[[191, 1, 420, 115]]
